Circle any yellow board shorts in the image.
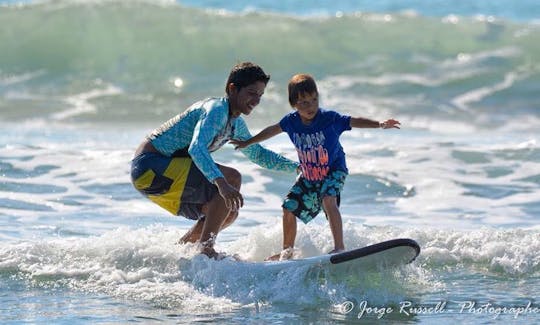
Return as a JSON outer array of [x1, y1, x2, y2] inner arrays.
[[130, 152, 218, 220]]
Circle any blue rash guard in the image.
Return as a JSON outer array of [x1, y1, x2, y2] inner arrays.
[[148, 97, 299, 182]]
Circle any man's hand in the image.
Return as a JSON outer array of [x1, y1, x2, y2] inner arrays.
[[214, 178, 244, 211]]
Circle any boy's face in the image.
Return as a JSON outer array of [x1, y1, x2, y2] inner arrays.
[[228, 81, 266, 117], [294, 91, 319, 124]]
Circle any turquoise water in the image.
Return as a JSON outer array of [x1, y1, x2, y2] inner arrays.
[[1, 0, 539, 323], [181, 0, 540, 21]]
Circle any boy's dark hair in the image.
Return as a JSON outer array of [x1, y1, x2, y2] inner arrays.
[[288, 74, 318, 106], [225, 62, 270, 95]]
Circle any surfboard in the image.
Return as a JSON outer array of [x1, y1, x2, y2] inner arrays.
[[256, 238, 420, 272]]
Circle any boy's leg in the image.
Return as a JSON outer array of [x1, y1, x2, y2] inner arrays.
[[322, 196, 345, 252], [282, 209, 297, 251], [268, 175, 321, 261], [266, 209, 297, 261]]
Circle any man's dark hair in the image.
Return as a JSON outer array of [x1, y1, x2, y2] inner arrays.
[[225, 62, 270, 95]]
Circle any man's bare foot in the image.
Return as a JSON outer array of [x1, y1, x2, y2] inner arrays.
[[177, 237, 187, 245], [230, 254, 244, 261], [201, 246, 221, 259], [177, 232, 197, 245]]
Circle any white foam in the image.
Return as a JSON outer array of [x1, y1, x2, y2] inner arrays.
[[0, 69, 46, 86], [1, 223, 537, 313], [452, 69, 526, 110], [51, 83, 123, 121]]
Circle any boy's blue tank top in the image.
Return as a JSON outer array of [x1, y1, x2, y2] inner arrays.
[[279, 108, 351, 181]]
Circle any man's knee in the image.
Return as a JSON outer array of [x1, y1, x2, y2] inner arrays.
[[224, 210, 239, 226], [221, 167, 242, 189]]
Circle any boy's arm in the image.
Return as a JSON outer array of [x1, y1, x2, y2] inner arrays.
[[230, 123, 282, 149], [350, 117, 401, 129], [232, 119, 299, 174]]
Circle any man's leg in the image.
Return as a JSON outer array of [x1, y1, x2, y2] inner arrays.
[[178, 218, 205, 244], [216, 164, 241, 230], [198, 193, 230, 258], [179, 164, 242, 257]]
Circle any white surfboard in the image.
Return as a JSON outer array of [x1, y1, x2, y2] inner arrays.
[[254, 238, 420, 272]]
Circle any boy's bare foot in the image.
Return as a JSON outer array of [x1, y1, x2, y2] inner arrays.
[[265, 247, 294, 261], [265, 253, 281, 261], [279, 247, 294, 260], [328, 248, 345, 254]]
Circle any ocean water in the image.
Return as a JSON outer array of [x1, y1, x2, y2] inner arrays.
[[1, 0, 539, 323]]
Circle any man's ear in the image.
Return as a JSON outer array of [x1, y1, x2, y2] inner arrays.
[[227, 83, 237, 95]]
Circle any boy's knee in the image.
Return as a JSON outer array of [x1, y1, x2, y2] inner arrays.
[[282, 209, 295, 220], [322, 196, 339, 212], [322, 196, 337, 205]]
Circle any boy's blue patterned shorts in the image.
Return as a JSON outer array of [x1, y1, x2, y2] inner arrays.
[[282, 170, 347, 224]]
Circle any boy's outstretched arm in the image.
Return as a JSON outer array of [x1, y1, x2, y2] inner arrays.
[[230, 123, 283, 149], [350, 117, 401, 129]]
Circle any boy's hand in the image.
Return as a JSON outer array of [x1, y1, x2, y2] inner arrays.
[[229, 139, 249, 150], [380, 119, 401, 129]]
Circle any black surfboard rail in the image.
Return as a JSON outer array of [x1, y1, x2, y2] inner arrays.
[[329, 238, 420, 265]]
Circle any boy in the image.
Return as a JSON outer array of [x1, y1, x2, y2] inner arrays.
[[230, 74, 400, 260]]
